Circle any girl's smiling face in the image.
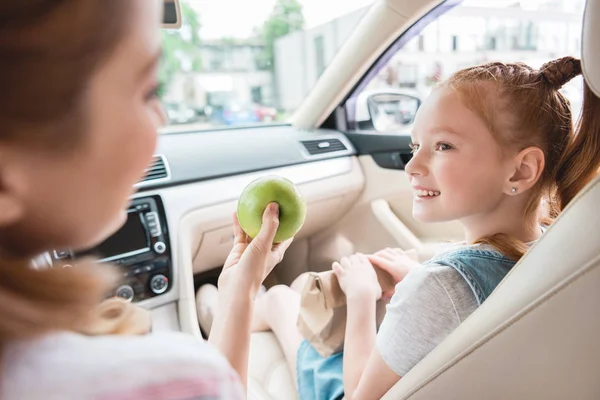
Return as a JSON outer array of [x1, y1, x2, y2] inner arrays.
[[405, 87, 513, 224]]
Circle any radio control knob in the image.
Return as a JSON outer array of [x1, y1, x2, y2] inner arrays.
[[150, 274, 168, 295], [154, 241, 166, 254], [115, 285, 135, 302]]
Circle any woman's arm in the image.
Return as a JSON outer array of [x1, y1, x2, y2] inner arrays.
[[208, 282, 255, 387], [209, 204, 293, 387]]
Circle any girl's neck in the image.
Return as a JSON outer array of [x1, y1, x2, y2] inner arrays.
[[462, 205, 542, 245]]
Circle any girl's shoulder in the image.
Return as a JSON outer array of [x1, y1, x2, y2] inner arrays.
[[378, 262, 479, 375], [395, 262, 478, 311], [3, 331, 244, 399], [431, 241, 505, 260], [425, 242, 518, 304]]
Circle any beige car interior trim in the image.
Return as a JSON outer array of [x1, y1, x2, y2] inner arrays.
[[248, 332, 298, 399], [182, 157, 364, 275], [150, 302, 180, 332], [370, 199, 437, 261], [150, 156, 365, 338], [291, 0, 444, 129]]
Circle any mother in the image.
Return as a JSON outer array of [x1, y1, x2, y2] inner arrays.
[[0, 1, 289, 398]]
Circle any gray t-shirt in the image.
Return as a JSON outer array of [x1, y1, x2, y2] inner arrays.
[[376, 262, 478, 376]]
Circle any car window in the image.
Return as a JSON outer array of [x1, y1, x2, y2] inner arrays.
[[348, 0, 586, 135], [159, 0, 375, 133]]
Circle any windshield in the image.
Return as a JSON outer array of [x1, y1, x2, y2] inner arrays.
[[160, 0, 586, 134], [158, 0, 374, 133], [349, 0, 586, 134]]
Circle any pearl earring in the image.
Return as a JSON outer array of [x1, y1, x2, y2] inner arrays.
[[511, 187, 517, 194]]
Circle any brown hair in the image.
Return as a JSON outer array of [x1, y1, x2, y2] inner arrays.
[[441, 57, 600, 260], [0, 1, 130, 147], [0, 1, 148, 343]]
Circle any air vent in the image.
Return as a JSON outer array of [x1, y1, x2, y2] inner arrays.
[[301, 138, 348, 156], [138, 155, 170, 185]]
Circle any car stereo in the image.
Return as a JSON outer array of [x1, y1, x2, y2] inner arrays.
[[52, 196, 172, 303]]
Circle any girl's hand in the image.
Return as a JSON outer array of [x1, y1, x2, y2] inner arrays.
[[367, 248, 421, 296], [219, 203, 293, 297], [332, 253, 382, 302]]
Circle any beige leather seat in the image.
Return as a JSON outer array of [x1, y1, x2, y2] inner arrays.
[[247, 1, 600, 398], [248, 332, 298, 400]]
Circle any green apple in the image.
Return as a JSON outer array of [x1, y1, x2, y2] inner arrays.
[[237, 175, 307, 243]]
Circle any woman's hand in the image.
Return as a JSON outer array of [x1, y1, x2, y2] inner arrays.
[[218, 203, 293, 297], [210, 203, 293, 388], [367, 248, 421, 297], [332, 253, 382, 302]]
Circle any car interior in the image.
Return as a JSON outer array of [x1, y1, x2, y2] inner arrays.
[[47, 0, 600, 398]]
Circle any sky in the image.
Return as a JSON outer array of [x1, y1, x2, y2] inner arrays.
[[186, 0, 375, 39], [185, 0, 584, 39]]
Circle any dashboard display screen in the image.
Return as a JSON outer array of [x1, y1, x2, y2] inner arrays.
[[81, 212, 149, 261]]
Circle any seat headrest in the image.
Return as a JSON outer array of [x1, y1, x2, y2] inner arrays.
[[583, 0, 600, 96]]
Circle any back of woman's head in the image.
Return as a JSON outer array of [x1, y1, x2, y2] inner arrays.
[[0, 1, 150, 343], [442, 57, 600, 259], [0, 1, 130, 146]]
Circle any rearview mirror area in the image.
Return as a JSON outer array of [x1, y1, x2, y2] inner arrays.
[[354, 90, 422, 134], [162, 0, 182, 29], [368, 93, 421, 132]]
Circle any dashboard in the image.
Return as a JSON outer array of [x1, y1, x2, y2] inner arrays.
[[48, 125, 362, 313], [52, 196, 172, 303]]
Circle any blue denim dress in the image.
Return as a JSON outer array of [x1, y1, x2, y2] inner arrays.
[[296, 246, 516, 400]]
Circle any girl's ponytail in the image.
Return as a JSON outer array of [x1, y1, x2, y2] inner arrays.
[[554, 82, 600, 211]]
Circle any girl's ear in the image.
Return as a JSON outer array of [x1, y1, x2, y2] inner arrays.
[[506, 146, 545, 195]]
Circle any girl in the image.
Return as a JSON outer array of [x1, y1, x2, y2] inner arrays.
[[0, 1, 290, 398], [244, 56, 600, 400]]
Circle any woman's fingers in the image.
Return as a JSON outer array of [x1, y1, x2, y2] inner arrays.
[[273, 237, 294, 253], [232, 212, 246, 243], [233, 212, 251, 245], [271, 237, 294, 264], [252, 203, 280, 252]]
